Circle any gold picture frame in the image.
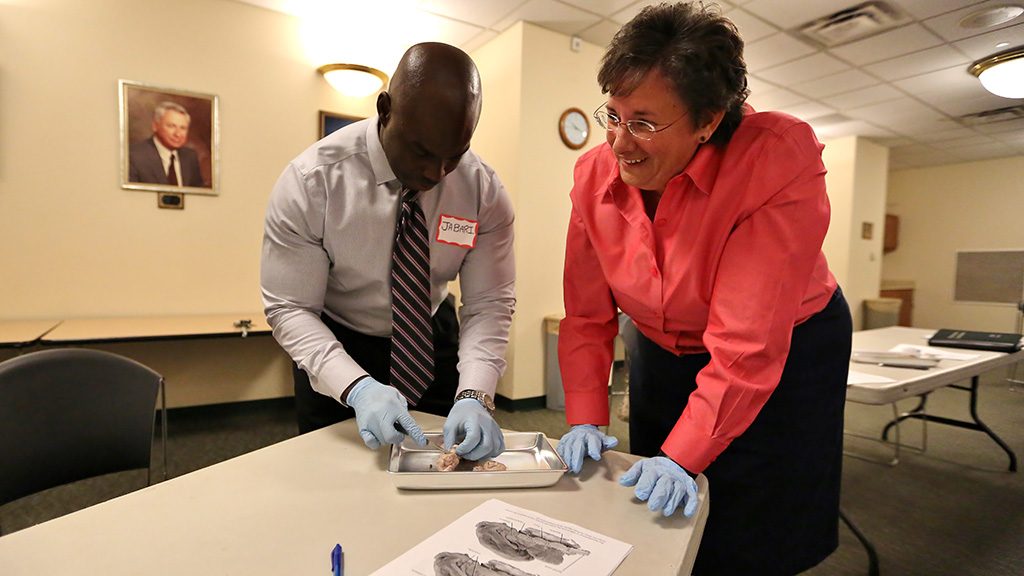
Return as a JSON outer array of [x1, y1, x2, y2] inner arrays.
[[120, 80, 219, 195], [319, 110, 361, 140]]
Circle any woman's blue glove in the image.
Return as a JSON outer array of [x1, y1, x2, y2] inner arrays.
[[556, 424, 619, 474], [619, 456, 699, 517], [443, 399, 504, 461], [346, 377, 427, 449]]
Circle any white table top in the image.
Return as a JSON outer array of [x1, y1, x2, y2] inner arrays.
[[39, 313, 270, 343], [0, 320, 61, 347], [0, 413, 709, 575], [846, 326, 1023, 404]]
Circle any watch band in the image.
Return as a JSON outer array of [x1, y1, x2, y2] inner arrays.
[[455, 389, 495, 414]]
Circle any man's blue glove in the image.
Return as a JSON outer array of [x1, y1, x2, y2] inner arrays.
[[346, 377, 427, 449], [619, 456, 699, 518], [443, 398, 504, 461], [556, 424, 619, 474]]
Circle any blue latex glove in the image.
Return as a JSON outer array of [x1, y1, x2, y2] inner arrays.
[[619, 456, 699, 518], [346, 377, 427, 449], [556, 424, 619, 474], [443, 398, 504, 461]]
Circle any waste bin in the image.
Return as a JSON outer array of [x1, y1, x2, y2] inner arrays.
[[544, 315, 564, 410], [863, 297, 902, 329]]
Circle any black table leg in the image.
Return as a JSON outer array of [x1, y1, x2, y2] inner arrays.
[[840, 507, 880, 576], [879, 377, 1016, 472]]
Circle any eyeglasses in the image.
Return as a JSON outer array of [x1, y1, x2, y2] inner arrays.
[[593, 103, 688, 141]]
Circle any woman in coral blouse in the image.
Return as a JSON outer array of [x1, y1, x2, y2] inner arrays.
[[555, 4, 852, 575]]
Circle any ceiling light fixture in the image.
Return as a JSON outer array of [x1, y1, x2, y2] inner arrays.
[[958, 4, 1024, 29], [969, 47, 1024, 99], [317, 63, 388, 98]]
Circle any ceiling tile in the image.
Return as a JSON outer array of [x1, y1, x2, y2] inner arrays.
[[894, 0, 987, 20], [419, 0, 526, 29], [971, 116, 1024, 133], [948, 141, 1021, 160], [407, 10, 486, 46], [493, 0, 601, 35], [577, 19, 619, 47], [777, 101, 836, 121], [744, 33, 817, 71], [821, 84, 905, 109], [747, 86, 807, 109], [741, 0, 850, 30], [928, 133, 999, 149], [814, 119, 897, 139], [845, 96, 946, 126], [829, 23, 945, 65], [922, 0, 1024, 42], [745, 74, 778, 95], [790, 69, 876, 99], [722, 7, 778, 42], [462, 29, 499, 53], [864, 44, 971, 81], [952, 22, 1024, 59], [608, 0, 736, 25], [558, 0, 638, 17], [756, 52, 850, 85], [913, 126, 982, 141]]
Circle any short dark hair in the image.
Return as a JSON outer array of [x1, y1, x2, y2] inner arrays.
[[598, 2, 749, 145]]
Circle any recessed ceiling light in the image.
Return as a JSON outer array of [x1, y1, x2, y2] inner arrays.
[[959, 5, 1024, 29]]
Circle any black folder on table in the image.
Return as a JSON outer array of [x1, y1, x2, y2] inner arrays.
[[928, 329, 1023, 352]]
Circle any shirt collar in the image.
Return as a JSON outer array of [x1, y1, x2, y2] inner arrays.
[[600, 137, 724, 200], [152, 137, 176, 162], [365, 116, 399, 189]]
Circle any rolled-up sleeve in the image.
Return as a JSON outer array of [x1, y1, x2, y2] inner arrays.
[[260, 164, 368, 401]]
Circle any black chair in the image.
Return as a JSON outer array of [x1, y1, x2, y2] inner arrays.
[[0, 348, 166, 529]]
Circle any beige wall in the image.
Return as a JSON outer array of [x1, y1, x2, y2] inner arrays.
[[3, 0, 953, 407], [821, 136, 890, 330], [471, 23, 606, 400], [883, 156, 1024, 332], [0, 0, 376, 406]]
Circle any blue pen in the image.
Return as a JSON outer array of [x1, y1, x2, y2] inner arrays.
[[331, 543, 344, 576]]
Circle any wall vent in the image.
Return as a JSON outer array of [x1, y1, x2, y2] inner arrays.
[[797, 2, 910, 47], [958, 105, 1024, 126]]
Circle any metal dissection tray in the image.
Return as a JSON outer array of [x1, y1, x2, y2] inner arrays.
[[388, 431, 567, 490]]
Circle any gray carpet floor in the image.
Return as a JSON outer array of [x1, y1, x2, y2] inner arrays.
[[3, 365, 1023, 576]]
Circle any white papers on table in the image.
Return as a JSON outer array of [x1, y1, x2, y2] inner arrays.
[[889, 344, 979, 361], [370, 498, 633, 576], [847, 370, 897, 385]]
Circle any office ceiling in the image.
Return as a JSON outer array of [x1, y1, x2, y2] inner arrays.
[[242, 0, 1024, 170]]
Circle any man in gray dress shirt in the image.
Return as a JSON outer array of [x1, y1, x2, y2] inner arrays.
[[261, 43, 514, 461]]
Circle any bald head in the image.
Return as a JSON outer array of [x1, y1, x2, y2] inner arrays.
[[377, 43, 483, 192]]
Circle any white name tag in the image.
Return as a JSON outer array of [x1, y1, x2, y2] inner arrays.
[[436, 214, 478, 248]]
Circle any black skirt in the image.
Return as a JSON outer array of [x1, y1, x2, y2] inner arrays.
[[628, 287, 852, 576]]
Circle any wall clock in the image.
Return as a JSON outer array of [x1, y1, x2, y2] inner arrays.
[[558, 107, 590, 150]]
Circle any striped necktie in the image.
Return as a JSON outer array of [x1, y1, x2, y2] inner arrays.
[[390, 189, 434, 405]]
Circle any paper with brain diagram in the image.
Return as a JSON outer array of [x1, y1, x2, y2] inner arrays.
[[371, 498, 633, 576]]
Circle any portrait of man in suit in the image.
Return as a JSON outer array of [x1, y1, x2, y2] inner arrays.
[[129, 101, 205, 187], [120, 81, 218, 194]]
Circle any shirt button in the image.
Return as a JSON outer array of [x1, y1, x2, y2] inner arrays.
[[650, 267, 659, 276], [655, 218, 667, 227]]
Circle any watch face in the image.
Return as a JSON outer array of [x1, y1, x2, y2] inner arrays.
[[560, 108, 589, 149]]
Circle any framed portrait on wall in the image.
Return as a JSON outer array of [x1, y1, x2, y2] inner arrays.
[[319, 110, 361, 140], [120, 80, 219, 195]]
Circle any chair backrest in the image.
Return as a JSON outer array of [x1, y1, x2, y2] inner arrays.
[[0, 348, 162, 506]]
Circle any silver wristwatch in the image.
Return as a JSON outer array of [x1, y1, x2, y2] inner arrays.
[[455, 389, 496, 414]]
